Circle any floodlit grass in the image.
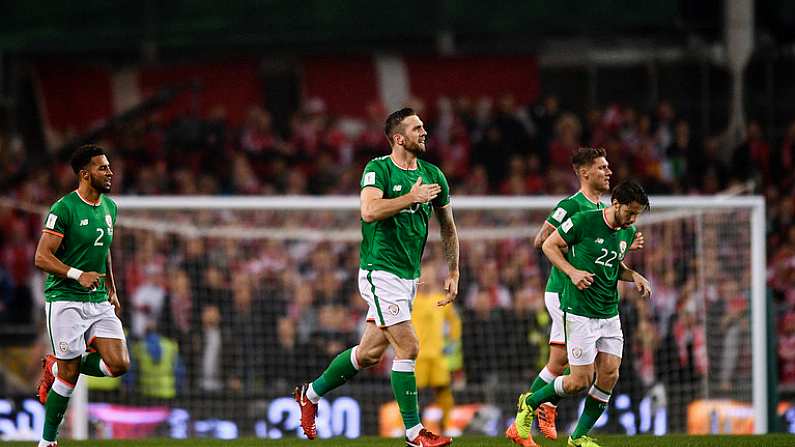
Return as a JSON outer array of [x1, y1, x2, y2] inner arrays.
[[8, 434, 794, 447]]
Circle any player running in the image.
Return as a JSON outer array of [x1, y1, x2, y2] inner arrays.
[[507, 147, 644, 445], [34, 145, 129, 447], [512, 180, 652, 447], [295, 108, 460, 447]]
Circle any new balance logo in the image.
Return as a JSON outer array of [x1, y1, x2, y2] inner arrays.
[[595, 238, 604, 244], [80, 219, 89, 226], [393, 185, 402, 192]]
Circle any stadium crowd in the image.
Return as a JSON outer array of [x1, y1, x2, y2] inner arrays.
[[1, 93, 794, 413]]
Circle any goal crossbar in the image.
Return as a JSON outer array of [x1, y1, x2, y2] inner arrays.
[[111, 194, 768, 433]]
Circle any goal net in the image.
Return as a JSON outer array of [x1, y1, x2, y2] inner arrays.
[[0, 195, 766, 440]]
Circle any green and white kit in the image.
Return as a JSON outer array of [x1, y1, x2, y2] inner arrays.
[[543, 191, 604, 345], [358, 156, 450, 327], [558, 208, 637, 364], [43, 191, 125, 359]]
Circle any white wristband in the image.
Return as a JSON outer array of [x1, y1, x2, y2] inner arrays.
[[66, 267, 83, 280]]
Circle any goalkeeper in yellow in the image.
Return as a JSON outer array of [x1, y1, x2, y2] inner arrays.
[[412, 261, 461, 434]]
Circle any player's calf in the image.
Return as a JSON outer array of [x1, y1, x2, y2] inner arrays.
[[563, 371, 592, 395]]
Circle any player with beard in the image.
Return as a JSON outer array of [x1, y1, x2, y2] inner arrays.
[[34, 145, 129, 447], [507, 147, 644, 445], [513, 180, 652, 447], [295, 108, 460, 447]]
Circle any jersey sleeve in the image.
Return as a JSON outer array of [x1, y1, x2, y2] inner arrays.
[[108, 197, 119, 224], [43, 200, 71, 237], [432, 166, 451, 208], [360, 160, 386, 192], [546, 197, 579, 228], [557, 212, 584, 246]]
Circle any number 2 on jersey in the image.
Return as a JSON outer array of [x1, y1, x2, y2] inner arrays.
[[94, 228, 104, 246]]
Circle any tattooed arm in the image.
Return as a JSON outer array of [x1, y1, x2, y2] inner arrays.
[[434, 205, 459, 306], [533, 221, 557, 250]]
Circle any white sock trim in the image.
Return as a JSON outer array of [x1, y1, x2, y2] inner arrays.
[[392, 359, 416, 373], [350, 345, 361, 370], [539, 366, 557, 383], [406, 423, 423, 440], [553, 375, 567, 397], [53, 377, 75, 397], [306, 383, 321, 404], [99, 359, 113, 377], [589, 385, 611, 403]]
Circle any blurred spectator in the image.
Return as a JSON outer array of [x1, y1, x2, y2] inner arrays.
[[732, 120, 770, 184], [779, 312, 795, 386], [503, 277, 548, 379], [2, 81, 795, 412], [464, 259, 511, 310], [227, 273, 266, 392], [130, 264, 167, 339], [462, 290, 509, 385], [129, 328, 184, 399], [199, 305, 223, 392]]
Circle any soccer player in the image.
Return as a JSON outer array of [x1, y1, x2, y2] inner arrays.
[[412, 261, 462, 435], [34, 145, 129, 447], [295, 108, 460, 447], [512, 180, 652, 447], [507, 147, 644, 444]]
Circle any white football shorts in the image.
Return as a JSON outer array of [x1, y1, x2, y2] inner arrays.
[[46, 300, 126, 360], [358, 269, 418, 328], [545, 292, 566, 345], [565, 313, 623, 366]]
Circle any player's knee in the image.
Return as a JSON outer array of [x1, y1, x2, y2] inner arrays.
[[402, 340, 420, 360], [565, 372, 592, 394], [58, 361, 81, 383], [600, 369, 619, 389], [547, 359, 567, 376], [358, 347, 383, 368], [358, 354, 379, 369], [106, 355, 130, 377]]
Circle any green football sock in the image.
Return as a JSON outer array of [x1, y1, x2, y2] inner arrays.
[[80, 352, 109, 377], [391, 363, 421, 429], [529, 373, 548, 393], [530, 367, 565, 405], [572, 387, 610, 439], [311, 347, 359, 396], [526, 378, 560, 409], [42, 388, 71, 442]]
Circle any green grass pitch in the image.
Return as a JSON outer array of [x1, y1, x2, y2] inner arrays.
[[9, 435, 793, 446]]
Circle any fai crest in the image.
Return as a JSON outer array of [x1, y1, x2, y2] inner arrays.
[[105, 214, 113, 227], [388, 304, 400, 316], [571, 347, 583, 359], [58, 341, 69, 354], [619, 240, 627, 254]]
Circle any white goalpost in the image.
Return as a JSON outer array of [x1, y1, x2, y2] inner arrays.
[[0, 194, 768, 439], [112, 194, 768, 435]]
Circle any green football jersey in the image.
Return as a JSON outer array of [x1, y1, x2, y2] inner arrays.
[[557, 209, 636, 319], [359, 155, 450, 279], [42, 191, 117, 302], [544, 191, 605, 294]]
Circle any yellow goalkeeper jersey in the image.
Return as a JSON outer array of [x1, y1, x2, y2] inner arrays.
[[412, 292, 461, 360]]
